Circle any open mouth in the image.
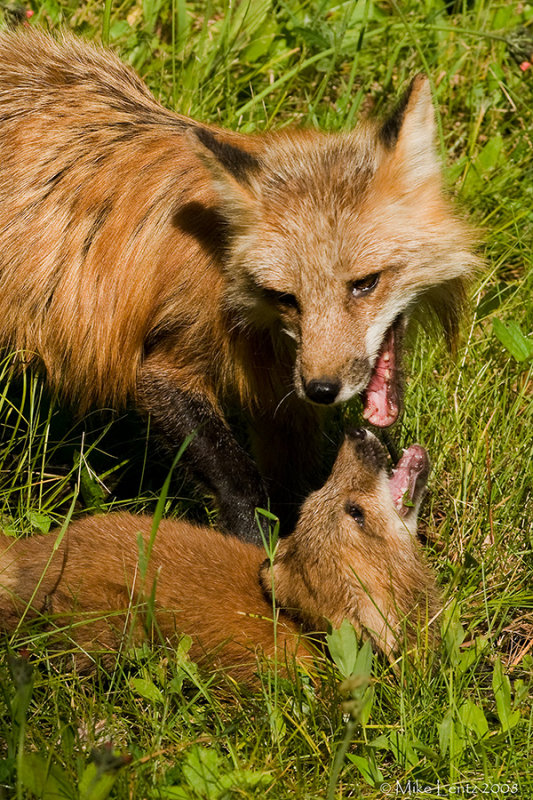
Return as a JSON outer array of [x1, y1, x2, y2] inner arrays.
[[388, 445, 429, 517], [362, 317, 403, 428]]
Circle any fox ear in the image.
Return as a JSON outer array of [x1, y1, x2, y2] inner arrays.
[[187, 127, 260, 223], [380, 75, 440, 184]]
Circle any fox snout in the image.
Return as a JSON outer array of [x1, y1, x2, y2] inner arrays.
[[297, 356, 372, 407], [293, 308, 403, 426], [301, 370, 369, 406]]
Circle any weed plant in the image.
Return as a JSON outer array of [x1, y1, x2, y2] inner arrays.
[[0, 1, 531, 798]]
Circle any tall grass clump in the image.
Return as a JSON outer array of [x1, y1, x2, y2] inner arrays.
[[0, 1, 531, 797]]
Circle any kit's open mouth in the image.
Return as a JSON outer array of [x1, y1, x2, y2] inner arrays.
[[388, 445, 429, 517], [362, 317, 403, 428]]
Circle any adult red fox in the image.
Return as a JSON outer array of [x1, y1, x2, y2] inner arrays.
[[0, 430, 439, 683], [0, 30, 478, 542]]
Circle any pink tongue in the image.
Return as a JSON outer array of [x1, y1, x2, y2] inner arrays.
[[389, 445, 429, 516], [362, 326, 399, 428]]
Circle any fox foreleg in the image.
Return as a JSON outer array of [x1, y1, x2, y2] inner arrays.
[[137, 366, 269, 545], [249, 401, 333, 535]]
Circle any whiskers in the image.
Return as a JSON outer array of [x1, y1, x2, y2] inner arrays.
[[274, 389, 295, 417]]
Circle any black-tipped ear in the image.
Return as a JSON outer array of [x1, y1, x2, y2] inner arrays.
[[378, 74, 440, 186], [379, 74, 430, 149], [192, 127, 261, 184], [187, 127, 260, 224], [379, 79, 413, 149]]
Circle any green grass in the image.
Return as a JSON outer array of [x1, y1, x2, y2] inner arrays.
[[0, 0, 532, 797]]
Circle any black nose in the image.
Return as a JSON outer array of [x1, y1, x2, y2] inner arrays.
[[347, 428, 367, 440], [346, 428, 387, 471], [304, 378, 341, 405]]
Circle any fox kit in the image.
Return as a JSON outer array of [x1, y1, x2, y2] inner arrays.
[[0, 430, 439, 683], [0, 30, 478, 542]]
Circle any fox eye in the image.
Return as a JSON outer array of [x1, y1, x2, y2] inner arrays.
[[263, 288, 299, 311], [349, 272, 380, 297], [345, 502, 365, 527]]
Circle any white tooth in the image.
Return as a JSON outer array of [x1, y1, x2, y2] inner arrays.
[[384, 369, 391, 380], [382, 352, 390, 363]]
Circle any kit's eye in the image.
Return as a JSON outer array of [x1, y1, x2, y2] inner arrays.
[[263, 289, 299, 311], [349, 272, 380, 298], [345, 502, 365, 527]]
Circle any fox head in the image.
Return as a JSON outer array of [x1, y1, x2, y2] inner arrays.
[[260, 428, 440, 655], [191, 77, 480, 425]]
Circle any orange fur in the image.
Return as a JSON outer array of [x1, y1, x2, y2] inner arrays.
[[0, 31, 480, 539], [0, 432, 440, 683], [0, 33, 479, 410]]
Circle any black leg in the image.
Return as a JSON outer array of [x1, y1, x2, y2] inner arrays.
[[137, 367, 269, 545], [248, 399, 334, 535]]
